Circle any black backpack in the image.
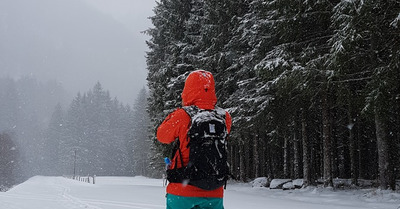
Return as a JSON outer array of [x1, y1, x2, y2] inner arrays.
[[166, 106, 230, 190]]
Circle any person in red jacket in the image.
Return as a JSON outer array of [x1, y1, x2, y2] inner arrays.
[[157, 70, 232, 209]]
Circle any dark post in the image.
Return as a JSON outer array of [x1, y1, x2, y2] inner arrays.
[[73, 150, 77, 179]]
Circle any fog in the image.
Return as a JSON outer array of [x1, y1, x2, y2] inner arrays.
[[0, 0, 156, 104], [0, 0, 156, 187]]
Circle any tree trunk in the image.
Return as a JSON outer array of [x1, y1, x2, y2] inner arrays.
[[375, 109, 391, 190], [397, 96, 400, 187], [322, 91, 333, 187], [301, 108, 310, 186], [293, 118, 301, 179], [253, 134, 260, 178], [394, 88, 400, 189], [245, 139, 251, 180], [283, 134, 290, 178], [331, 123, 340, 178], [348, 104, 358, 185], [259, 137, 266, 177], [266, 140, 273, 179], [235, 145, 241, 180], [239, 141, 246, 181], [229, 144, 235, 179], [357, 128, 364, 179]]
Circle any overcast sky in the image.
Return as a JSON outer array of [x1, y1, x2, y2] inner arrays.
[[0, 0, 156, 104]]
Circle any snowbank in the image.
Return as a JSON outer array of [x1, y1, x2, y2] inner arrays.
[[270, 179, 291, 189], [251, 177, 270, 187], [0, 176, 399, 209]]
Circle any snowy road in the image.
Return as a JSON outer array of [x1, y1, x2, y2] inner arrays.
[[0, 176, 398, 209]]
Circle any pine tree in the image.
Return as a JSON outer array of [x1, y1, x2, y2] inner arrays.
[[145, 0, 400, 186], [59, 82, 133, 176], [329, 0, 369, 186], [330, 0, 400, 190], [361, 0, 400, 190], [44, 103, 65, 175], [146, 0, 194, 174], [0, 132, 19, 190], [0, 78, 19, 132], [131, 87, 152, 177], [60, 93, 84, 175]]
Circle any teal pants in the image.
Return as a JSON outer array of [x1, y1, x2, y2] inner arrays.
[[166, 194, 224, 209]]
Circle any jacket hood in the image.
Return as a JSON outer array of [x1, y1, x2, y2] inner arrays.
[[181, 70, 217, 109]]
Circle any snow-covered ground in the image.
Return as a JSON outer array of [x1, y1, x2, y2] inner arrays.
[[0, 176, 399, 209]]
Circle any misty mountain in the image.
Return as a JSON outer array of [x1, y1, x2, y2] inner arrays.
[[0, 0, 144, 103]]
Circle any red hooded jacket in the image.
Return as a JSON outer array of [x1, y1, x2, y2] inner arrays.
[[157, 70, 232, 198]]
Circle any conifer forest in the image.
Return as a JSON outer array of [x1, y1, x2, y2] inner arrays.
[[146, 0, 400, 190], [0, 78, 152, 189]]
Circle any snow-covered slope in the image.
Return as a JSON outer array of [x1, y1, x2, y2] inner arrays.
[[0, 176, 398, 209]]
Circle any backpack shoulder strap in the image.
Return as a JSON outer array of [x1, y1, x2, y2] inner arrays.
[[181, 105, 199, 118], [213, 106, 227, 119]]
